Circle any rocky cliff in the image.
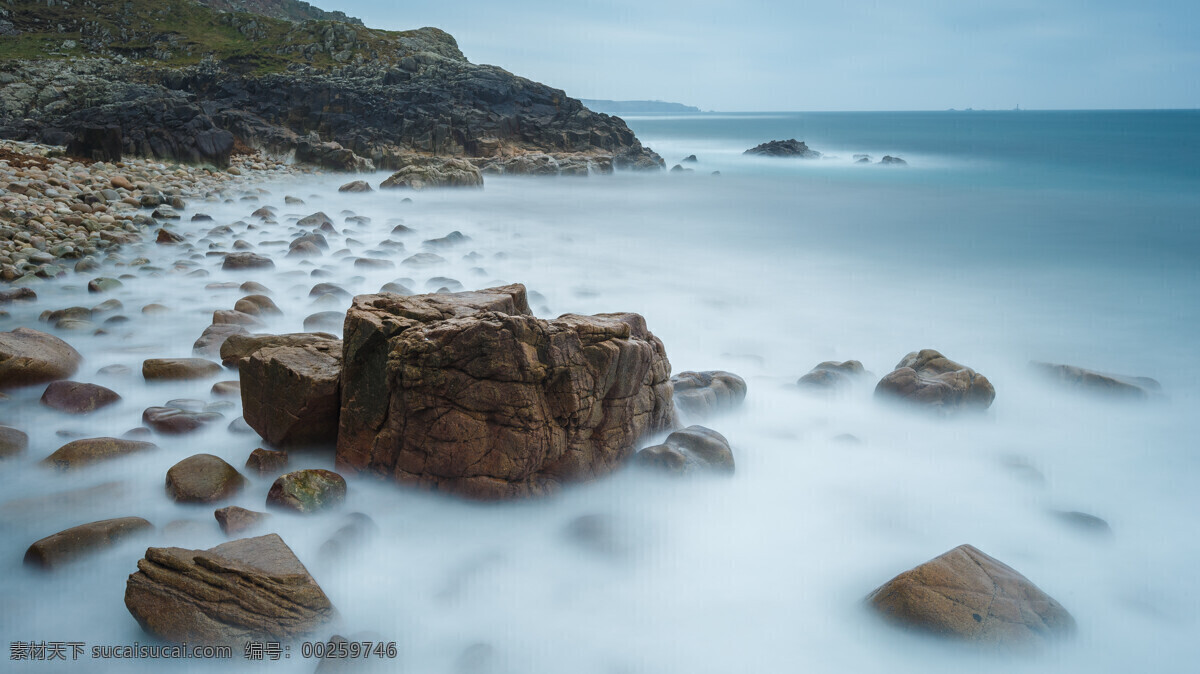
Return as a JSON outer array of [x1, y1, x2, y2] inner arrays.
[[0, 0, 663, 170]]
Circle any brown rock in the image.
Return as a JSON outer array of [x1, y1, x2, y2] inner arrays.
[[142, 406, 223, 434], [266, 469, 347, 513], [234, 295, 282, 317], [142, 358, 223, 381], [875, 350, 995, 412], [338, 180, 373, 193], [222, 252, 274, 271], [214, 506, 270, 536], [0, 327, 83, 389], [1, 424, 30, 458], [379, 157, 483, 190], [193, 324, 249, 358], [212, 309, 263, 327], [245, 447, 289, 476], [866, 544, 1075, 651], [671, 371, 747, 419], [241, 340, 342, 447], [24, 517, 153, 569], [156, 228, 184, 244], [40, 380, 121, 414], [165, 454, 246, 503], [1031, 361, 1162, 400], [219, 332, 338, 368], [797, 360, 869, 391], [212, 380, 241, 397], [43, 437, 157, 470], [634, 425, 734, 475], [336, 284, 676, 499], [124, 534, 336, 645]]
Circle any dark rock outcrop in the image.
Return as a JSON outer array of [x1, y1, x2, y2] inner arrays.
[[124, 533, 336, 645], [866, 544, 1074, 651], [744, 139, 821, 158], [634, 425, 735, 475], [875, 350, 995, 412], [670, 371, 747, 420], [336, 284, 676, 499]]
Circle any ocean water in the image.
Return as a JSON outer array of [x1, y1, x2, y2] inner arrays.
[[1, 110, 1198, 673]]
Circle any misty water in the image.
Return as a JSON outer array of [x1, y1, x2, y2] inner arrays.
[[2, 110, 1198, 672]]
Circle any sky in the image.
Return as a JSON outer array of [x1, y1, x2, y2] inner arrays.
[[320, 0, 1199, 111]]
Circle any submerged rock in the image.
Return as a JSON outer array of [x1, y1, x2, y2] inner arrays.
[[267, 469, 347, 513], [43, 437, 157, 470], [39, 380, 121, 414], [634, 425, 735, 475], [797, 360, 869, 391], [875, 350, 995, 412], [165, 454, 246, 503], [880, 155, 908, 165], [336, 284, 676, 499], [744, 139, 821, 158], [670, 370, 746, 420], [214, 506, 270, 536], [124, 534, 336, 645], [1030, 361, 1162, 400], [338, 180, 373, 193], [222, 252, 275, 271], [0, 424, 29, 459], [0, 327, 83, 389], [866, 544, 1074, 651], [24, 517, 153, 569]]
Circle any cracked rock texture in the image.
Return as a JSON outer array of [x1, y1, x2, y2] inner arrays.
[[240, 338, 342, 447], [124, 533, 335, 645], [336, 284, 677, 499], [866, 544, 1075, 650]]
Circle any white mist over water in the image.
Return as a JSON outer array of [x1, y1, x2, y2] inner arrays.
[[2, 122, 1199, 672]]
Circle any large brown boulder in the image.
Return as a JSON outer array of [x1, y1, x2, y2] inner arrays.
[[336, 284, 676, 499], [1030, 361, 1162, 400], [670, 371, 747, 419], [0, 327, 83, 389], [124, 534, 336, 645], [874, 350, 995, 412], [43, 437, 157, 470], [25, 517, 153, 569], [866, 544, 1075, 651], [240, 339, 342, 447]]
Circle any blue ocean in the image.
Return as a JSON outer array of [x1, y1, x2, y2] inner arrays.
[[1, 110, 1197, 672]]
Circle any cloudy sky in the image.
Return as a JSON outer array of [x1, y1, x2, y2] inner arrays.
[[322, 0, 1198, 111]]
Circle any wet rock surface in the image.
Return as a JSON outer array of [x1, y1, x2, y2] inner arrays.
[[39, 380, 121, 413], [267, 469, 347, 514], [240, 338, 342, 448], [124, 534, 336, 645], [336, 284, 676, 499], [43, 437, 157, 470], [866, 544, 1075, 651], [634, 425, 735, 475], [214, 506, 271, 536], [875, 349, 995, 412], [165, 453, 247, 503], [0, 327, 83, 388], [142, 357, 223, 381], [24, 517, 153, 569]]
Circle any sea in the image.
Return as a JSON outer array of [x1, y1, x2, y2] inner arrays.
[[0, 109, 1197, 672]]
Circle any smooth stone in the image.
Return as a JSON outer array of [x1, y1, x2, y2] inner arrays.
[[24, 517, 153, 569], [245, 447, 290, 477], [165, 454, 247, 504], [39, 380, 121, 414], [0, 327, 83, 388], [42, 437, 157, 470], [0, 424, 29, 459], [142, 357, 222, 380]]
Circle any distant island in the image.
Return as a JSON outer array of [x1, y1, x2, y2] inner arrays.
[[580, 100, 702, 115]]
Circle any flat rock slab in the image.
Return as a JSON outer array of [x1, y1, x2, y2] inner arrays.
[[25, 517, 153, 569], [267, 470, 346, 514], [43, 437, 157, 470], [166, 454, 246, 503], [0, 327, 83, 389], [40, 380, 121, 413], [124, 533, 336, 645], [143, 358, 223, 381], [866, 544, 1075, 651]]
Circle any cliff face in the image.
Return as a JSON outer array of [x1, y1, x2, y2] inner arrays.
[[0, 0, 663, 170], [194, 0, 362, 25]]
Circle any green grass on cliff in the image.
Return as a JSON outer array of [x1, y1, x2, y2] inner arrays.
[[2, 0, 425, 74]]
